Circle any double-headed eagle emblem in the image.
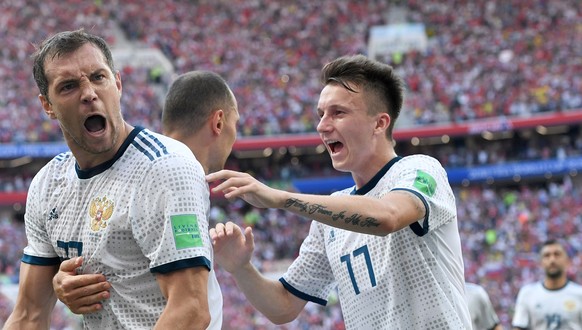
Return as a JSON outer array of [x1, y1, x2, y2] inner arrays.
[[89, 196, 114, 231]]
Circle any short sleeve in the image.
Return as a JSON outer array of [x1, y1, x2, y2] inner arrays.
[[475, 285, 500, 329], [280, 222, 336, 305], [130, 153, 212, 272], [389, 155, 457, 233], [22, 167, 60, 265], [511, 286, 530, 328]]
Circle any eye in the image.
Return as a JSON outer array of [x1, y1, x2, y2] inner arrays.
[[60, 82, 76, 92], [93, 74, 106, 81]]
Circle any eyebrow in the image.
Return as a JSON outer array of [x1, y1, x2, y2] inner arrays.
[[53, 68, 109, 85]]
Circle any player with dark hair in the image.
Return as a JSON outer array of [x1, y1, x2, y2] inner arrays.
[[207, 54, 471, 329], [512, 239, 582, 330], [4, 30, 225, 329], [163, 71, 239, 175], [50, 69, 239, 328]]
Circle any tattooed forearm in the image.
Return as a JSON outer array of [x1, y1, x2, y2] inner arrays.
[[284, 198, 309, 212], [284, 198, 381, 228], [284, 198, 331, 216]]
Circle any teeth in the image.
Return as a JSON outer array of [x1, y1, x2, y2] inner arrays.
[[326, 140, 338, 145]]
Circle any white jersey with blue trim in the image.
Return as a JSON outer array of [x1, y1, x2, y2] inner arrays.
[[23, 127, 222, 330], [280, 154, 471, 329], [465, 282, 499, 330], [512, 281, 582, 330]]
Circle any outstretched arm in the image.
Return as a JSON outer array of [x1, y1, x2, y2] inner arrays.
[[207, 170, 425, 236], [210, 222, 307, 324], [3, 262, 59, 329], [52, 257, 111, 314]]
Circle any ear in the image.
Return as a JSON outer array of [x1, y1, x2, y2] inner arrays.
[[39, 94, 57, 119], [115, 70, 122, 96], [211, 109, 225, 135], [375, 112, 391, 134]]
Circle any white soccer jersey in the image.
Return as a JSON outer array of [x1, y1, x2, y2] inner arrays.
[[466, 282, 499, 330], [22, 127, 222, 330], [281, 155, 471, 329], [512, 281, 582, 330]]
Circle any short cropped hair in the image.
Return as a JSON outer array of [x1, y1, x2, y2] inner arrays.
[[320, 54, 406, 140], [31, 29, 115, 100], [163, 71, 235, 134], [540, 239, 569, 257]]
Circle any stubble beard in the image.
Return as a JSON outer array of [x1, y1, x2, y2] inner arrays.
[[63, 120, 119, 157], [546, 267, 564, 280]]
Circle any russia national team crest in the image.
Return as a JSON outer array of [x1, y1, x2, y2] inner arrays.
[[89, 196, 114, 231]]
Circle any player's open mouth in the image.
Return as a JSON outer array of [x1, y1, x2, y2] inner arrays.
[[327, 140, 343, 154], [84, 115, 106, 134]]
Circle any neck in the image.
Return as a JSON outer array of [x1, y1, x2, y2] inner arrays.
[[352, 150, 398, 189], [72, 122, 133, 170], [166, 132, 210, 174], [544, 276, 567, 290]]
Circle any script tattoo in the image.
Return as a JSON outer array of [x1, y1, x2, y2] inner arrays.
[[284, 198, 380, 228], [284, 198, 309, 212]]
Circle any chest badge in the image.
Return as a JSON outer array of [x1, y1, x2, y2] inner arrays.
[[89, 196, 114, 231]]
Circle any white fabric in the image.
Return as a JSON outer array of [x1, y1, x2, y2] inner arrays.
[[23, 128, 222, 329], [512, 281, 582, 330], [282, 155, 471, 329], [465, 282, 499, 330]]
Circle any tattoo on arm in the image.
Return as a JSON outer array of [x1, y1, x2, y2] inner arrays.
[[284, 198, 380, 228], [411, 193, 427, 219]]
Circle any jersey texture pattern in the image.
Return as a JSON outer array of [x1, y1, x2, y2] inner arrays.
[[281, 155, 471, 329], [23, 127, 222, 329]]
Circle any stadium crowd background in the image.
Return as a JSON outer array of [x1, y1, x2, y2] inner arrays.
[[1, 0, 582, 328]]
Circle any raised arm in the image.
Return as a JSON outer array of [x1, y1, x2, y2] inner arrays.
[[207, 170, 426, 236], [210, 222, 307, 324], [3, 262, 59, 329]]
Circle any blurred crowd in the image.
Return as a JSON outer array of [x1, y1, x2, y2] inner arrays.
[[400, 0, 582, 125], [2, 174, 581, 329], [2, 125, 581, 194], [2, 126, 582, 328], [0, 0, 581, 143], [1, 0, 582, 328], [457, 176, 582, 326], [399, 126, 582, 168]]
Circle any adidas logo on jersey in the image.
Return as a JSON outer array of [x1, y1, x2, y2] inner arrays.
[[48, 208, 59, 221], [328, 229, 336, 244]]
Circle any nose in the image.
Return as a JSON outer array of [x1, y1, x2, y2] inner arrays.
[[79, 78, 98, 103], [316, 113, 331, 133]]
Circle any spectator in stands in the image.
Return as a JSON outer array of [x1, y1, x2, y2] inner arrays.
[[207, 54, 471, 328], [2, 1, 582, 143], [465, 282, 503, 330], [512, 239, 582, 330], [4, 30, 221, 329]]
